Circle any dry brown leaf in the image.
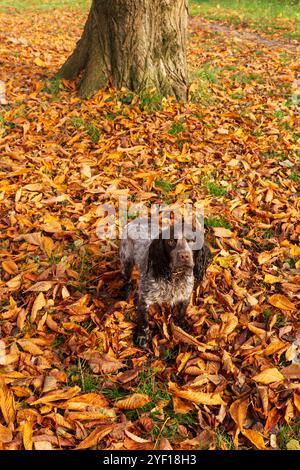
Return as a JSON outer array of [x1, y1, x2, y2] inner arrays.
[[220, 313, 238, 335], [23, 420, 33, 450], [268, 294, 295, 311], [281, 364, 300, 379], [242, 429, 266, 450], [213, 227, 233, 238], [2, 260, 18, 275], [75, 425, 113, 450], [115, 393, 150, 410], [89, 353, 125, 374], [0, 423, 13, 443], [168, 382, 225, 406], [31, 386, 80, 405], [26, 281, 54, 292], [229, 398, 248, 431], [0, 379, 16, 426], [253, 367, 284, 384]]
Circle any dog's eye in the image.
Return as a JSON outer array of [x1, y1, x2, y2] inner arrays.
[[167, 239, 176, 247]]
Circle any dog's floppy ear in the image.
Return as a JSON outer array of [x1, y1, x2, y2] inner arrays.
[[147, 238, 171, 279], [193, 243, 212, 282]]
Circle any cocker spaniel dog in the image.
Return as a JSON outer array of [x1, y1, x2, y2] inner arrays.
[[120, 217, 212, 347]]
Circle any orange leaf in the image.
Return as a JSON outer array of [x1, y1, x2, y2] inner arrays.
[[31, 386, 80, 405], [75, 425, 113, 450], [168, 382, 225, 406], [2, 260, 18, 275], [268, 294, 295, 311], [0, 423, 12, 443], [242, 429, 266, 450], [253, 367, 284, 384], [115, 393, 151, 410], [31, 292, 46, 322], [229, 399, 248, 431], [23, 421, 33, 450], [0, 379, 16, 426]]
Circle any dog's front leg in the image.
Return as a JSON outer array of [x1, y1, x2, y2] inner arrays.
[[134, 299, 150, 348], [175, 300, 189, 330]]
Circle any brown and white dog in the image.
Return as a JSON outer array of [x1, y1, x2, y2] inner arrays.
[[120, 217, 212, 347]]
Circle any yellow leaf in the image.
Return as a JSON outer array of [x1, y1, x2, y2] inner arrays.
[[230, 399, 248, 431], [76, 425, 113, 450], [290, 245, 300, 258], [31, 386, 80, 405], [268, 294, 295, 311], [17, 339, 44, 355], [213, 227, 233, 238], [0, 423, 12, 443], [23, 421, 33, 450], [31, 292, 46, 322], [220, 313, 238, 336], [0, 379, 16, 426], [115, 393, 150, 410], [2, 260, 18, 275], [242, 429, 266, 450], [41, 237, 54, 257], [168, 382, 225, 406], [175, 183, 189, 195], [34, 57, 46, 67], [264, 274, 281, 284], [262, 340, 286, 356], [253, 367, 284, 384], [6, 274, 22, 290]]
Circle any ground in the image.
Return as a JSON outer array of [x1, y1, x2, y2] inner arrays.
[[0, 0, 299, 451]]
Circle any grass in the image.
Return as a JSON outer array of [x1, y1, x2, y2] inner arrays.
[[216, 428, 235, 450], [43, 77, 63, 96], [189, 65, 219, 104], [86, 122, 100, 142], [289, 172, 300, 183], [154, 178, 173, 193], [203, 179, 227, 197], [168, 122, 184, 136], [205, 216, 231, 229], [0, 0, 89, 10], [278, 421, 300, 450], [189, 0, 300, 39]]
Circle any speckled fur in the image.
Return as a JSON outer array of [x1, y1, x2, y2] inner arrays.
[[120, 217, 212, 347]]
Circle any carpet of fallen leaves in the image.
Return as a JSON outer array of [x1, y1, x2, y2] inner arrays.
[[0, 5, 299, 451]]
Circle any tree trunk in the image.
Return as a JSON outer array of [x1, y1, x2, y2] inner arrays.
[[59, 0, 188, 100]]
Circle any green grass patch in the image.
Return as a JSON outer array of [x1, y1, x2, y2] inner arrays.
[[205, 216, 231, 229], [278, 421, 300, 450], [86, 122, 100, 142], [139, 90, 163, 112], [70, 116, 85, 128], [154, 178, 173, 192], [43, 76, 63, 96], [203, 179, 227, 197], [289, 172, 300, 183], [216, 428, 235, 450], [0, 0, 89, 10], [168, 122, 184, 136], [189, 65, 219, 104], [189, 0, 300, 39]]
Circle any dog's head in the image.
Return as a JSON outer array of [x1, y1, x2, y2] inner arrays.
[[147, 225, 194, 279]]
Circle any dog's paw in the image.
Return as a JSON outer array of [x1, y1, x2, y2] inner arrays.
[[177, 318, 190, 332], [134, 328, 150, 348], [119, 282, 132, 301]]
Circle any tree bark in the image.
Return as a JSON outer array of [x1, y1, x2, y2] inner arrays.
[[59, 0, 188, 100]]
